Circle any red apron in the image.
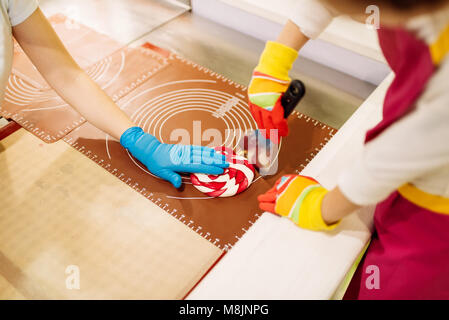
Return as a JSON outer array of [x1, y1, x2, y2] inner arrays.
[[345, 25, 449, 300]]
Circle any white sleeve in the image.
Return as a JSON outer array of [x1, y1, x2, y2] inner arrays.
[[337, 61, 449, 206], [7, 0, 38, 26], [289, 0, 338, 39]]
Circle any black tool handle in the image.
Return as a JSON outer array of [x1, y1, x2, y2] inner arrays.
[[281, 79, 306, 118]]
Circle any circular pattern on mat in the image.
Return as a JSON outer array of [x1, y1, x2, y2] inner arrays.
[[190, 147, 255, 198], [127, 84, 255, 148], [119, 80, 258, 184]]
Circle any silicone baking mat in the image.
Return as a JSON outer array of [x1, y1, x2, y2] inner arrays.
[[63, 47, 336, 250], [1, 15, 336, 250]]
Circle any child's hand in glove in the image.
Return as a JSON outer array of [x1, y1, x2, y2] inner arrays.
[[248, 41, 298, 142], [120, 127, 229, 188], [258, 174, 340, 231]]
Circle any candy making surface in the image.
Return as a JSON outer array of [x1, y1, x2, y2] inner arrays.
[[1, 15, 336, 249]]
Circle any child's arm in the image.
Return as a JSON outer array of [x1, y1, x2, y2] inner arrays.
[[12, 8, 229, 188], [276, 20, 310, 51], [247, 23, 305, 142], [12, 8, 133, 140], [248, 0, 337, 141], [321, 187, 361, 224], [260, 65, 449, 230]]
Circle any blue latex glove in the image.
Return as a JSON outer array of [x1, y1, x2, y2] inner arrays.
[[120, 127, 229, 188]]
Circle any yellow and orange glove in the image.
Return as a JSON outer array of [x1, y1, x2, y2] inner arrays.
[[248, 41, 298, 142], [258, 175, 340, 231]]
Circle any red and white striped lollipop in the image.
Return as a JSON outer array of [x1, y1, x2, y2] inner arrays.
[[190, 147, 255, 198]]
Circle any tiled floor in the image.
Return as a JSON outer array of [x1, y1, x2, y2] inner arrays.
[[39, 0, 189, 44]]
